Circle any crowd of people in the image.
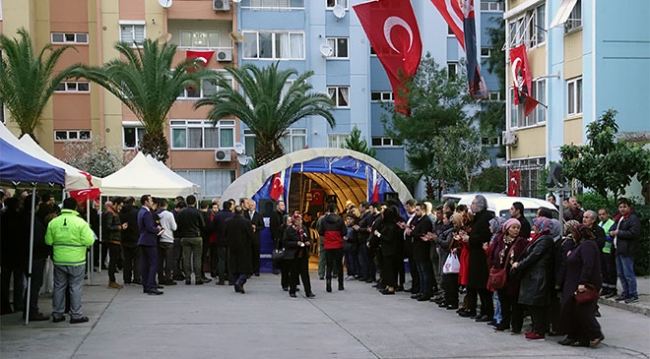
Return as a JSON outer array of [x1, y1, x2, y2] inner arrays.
[[0, 188, 643, 348]]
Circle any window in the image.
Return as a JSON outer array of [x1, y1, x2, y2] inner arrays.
[[567, 77, 582, 116], [447, 62, 458, 80], [178, 77, 233, 100], [243, 0, 305, 9], [51, 33, 88, 44], [447, 26, 454, 36], [280, 128, 306, 153], [326, 37, 349, 58], [328, 134, 349, 148], [565, 0, 582, 32], [370, 91, 394, 102], [54, 130, 91, 142], [179, 31, 220, 48], [480, 1, 504, 12], [244, 129, 258, 156], [482, 136, 500, 147], [123, 126, 146, 149], [371, 137, 402, 147], [170, 120, 235, 149], [327, 86, 350, 107], [174, 169, 235, 198], [55, 82, 90, 92], [370, 46, 377, 56], [326, 0, 348, 9], [242, 31, 305, 60], [509, 4, 545, 48], [480, 47, 491, 58], [510, 79, 546, 128], [120, 23, 145, 46], [508, 157, 546, 198], [488, 92, 501, 101]]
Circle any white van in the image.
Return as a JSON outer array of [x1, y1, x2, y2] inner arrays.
[[441, 193, 559, 225]]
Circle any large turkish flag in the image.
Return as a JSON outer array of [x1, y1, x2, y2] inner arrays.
[[353, 0, 422, 115]]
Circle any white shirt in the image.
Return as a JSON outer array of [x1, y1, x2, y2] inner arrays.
[[158, 210, 177, 243]]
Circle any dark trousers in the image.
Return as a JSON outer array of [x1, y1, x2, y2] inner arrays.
[[382, 255, 401, 288], [366, 247, 377, 281], [407, 255, 420, 293], [497, 290, 523, 332], [564, 299, 602, 342], [416, 260, 434, 296], [467, 287, 494, 317], [217, 245, 229, 283], [344, 245, 358, 276], [289, 255, 311, 294], [122, 245, 141, 284], [107, 243, 122, 282], [325, 248, 344, 287], [281, 260, 291, 289], [173, 238, 184, 279], [357, 242, 369, 279], [251, 239, 261, 274], [528, 305, 549, 335], [442, 273, 459, 306], [140, 245, 158, 292], [157, 242, 174, 283], [201, 236, 210, 277], [234, 273, 248, 287], [601, 249, 617, 289], [0, 264, 24, 314], [24, 258, 46, 315], [547, 291, 561, 334], [209, 243, 218, 277], [374, 251, 383, 283]]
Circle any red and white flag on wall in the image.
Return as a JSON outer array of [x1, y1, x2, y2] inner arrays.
[[507, 169, 520, 197], [186, 50, 214, 72], [509, 44, 539, 116], [270, 170, 285, 201]]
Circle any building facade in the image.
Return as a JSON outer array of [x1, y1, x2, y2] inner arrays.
[[504, 0, 650, 197], [1, 0, 504, 198]]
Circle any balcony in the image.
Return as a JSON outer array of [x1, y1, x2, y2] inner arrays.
[[168, 19, 235, 65], [167, 0, 233, 21]]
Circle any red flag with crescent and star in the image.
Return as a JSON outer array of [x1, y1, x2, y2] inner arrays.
[[509, 44, 539, 116], [69, 188, 101, 203], [508, 169, 520, 197], [270, 170, 285, 201], [353, 0, 422, 116], [186, 50, 214, 72]]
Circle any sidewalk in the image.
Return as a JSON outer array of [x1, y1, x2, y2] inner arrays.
[[598, 276, 650, 317]]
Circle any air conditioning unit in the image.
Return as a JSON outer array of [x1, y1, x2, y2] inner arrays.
[[213, 0, 230, 11], [216, 48, 232, 62], [215, 149, 232, 162], [502, 130, 518, 147]]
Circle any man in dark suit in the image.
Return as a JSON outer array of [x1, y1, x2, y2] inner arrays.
[[244, 200, 265, 276], [224, 206, 254, 293], [137, 194, 163, 295], [212, 201, 234, 285], [120, 197, 141, 285]]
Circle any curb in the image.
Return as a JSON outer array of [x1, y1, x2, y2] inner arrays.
[[598, 297, 650, 317]]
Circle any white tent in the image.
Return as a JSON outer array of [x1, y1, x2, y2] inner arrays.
[[101, 152, 201, 198], [18, 134, 102, 190]]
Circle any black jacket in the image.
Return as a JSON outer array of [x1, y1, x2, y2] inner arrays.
[[356, 210, 374, 245], [378, 222, 402, 257], [283, 225, 309, 260], [212, 210, 234, 246], [516, 234, 555, 306], [102, 210, 122, 243], [517, 215, 532, 239], [467, 209, 493, 289], [175, 206, 205, 238], [269, 209, 285, 242], [612, 212, 641, 256], [244, 210, 265, 244], [119, 204, 139, 247], [224, 214, 253, 274], [410, 215, 433, 262]]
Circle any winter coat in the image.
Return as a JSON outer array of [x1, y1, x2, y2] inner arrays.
[[378, 222, 402, 257], [212, 210, 234, 246], [488, 234, 527, 297], [437, 226, 457, 275], [612, 211, 641, 256], [410, 215, 433, 262], [45, 209, 95, 266], [102, 209, 122, 244], [283, 225, 310, 260], [318, 213, 346, 250], [516, 233, 555, 306], [467, 209, 493, 289], [119, 204, 139, 247], [561, 239, 602, 308], [224, 214, 253, 274]]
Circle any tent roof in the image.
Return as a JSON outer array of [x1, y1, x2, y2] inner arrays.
[[18, 134, 102, 190], [0, 137, 66, 187], [100, 152, 201, 198], [220, 148, 413, 207]]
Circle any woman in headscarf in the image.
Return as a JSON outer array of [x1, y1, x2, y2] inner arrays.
[[489, 218, 527, 333], [283, 214, 315, 298], [557, 225, 604, 347], [511, 217, 555, 340], [373, 206, 402, 295]]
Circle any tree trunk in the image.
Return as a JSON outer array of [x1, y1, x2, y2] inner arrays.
[[255, 139, 285, 166], [140, 130, 169, 164]]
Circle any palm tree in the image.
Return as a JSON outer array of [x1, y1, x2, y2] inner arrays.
[[78, 39, 204, 163], [0, 28, 82, 139], [195, 62, 335, 165]]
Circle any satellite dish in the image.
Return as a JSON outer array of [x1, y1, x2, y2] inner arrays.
[[232, 0, 242, 3], [229, 32, 245, 43], [234, 142, 245, 155], [158, 33, 172, 43], [319, 43, 333, 57], [158, 0, 172, 8], [333, 4, 346, 19], [237, 154, 250, 166]]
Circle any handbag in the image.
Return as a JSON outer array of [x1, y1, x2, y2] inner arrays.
[[488, 242, 517, 290], [574, 284, 600, 305], [271, 248, 285, 262], [443, 253, 460, 274]]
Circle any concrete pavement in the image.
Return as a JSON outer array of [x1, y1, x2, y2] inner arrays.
[[1, 271, 649, 359]]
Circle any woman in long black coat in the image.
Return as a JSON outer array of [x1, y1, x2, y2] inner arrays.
[[512, 217, 555, 340], [373, 206, 402, 295], [557, 225, 604, 347], [283, 214, 314, 298], [224, 207, 254, 293]]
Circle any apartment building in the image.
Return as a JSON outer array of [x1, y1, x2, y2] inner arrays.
[[504, 0, 650, 197]]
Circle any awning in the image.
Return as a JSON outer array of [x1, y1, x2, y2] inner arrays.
[[549, 0, 578, 28]]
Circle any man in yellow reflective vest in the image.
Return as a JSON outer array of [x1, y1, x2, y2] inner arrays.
[[45, 197, 95, 323], [598, 208, 616, 298]]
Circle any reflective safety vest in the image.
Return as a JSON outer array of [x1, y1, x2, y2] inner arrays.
[[599, 219, 615, 254], [45, 209, 95, 266]]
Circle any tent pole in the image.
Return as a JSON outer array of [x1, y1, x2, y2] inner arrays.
[[98, 196, 102, 273], [87, 198, 93, 283], [25, 187, 37, 325]]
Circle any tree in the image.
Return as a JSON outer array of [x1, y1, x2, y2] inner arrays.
[[195, 62, 335, 165], [78, 39, 204, 163], [560, 109, 650, 205], [344, 126, 376, 157], [382, 54, 486, 199], [0, 28, 82, 139]]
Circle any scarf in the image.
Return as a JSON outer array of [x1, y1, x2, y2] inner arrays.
[[612, 210, 632, 223], [531, 217, 552, 242]]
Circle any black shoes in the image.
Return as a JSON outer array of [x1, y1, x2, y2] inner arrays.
[[458, 309, 476, 317], [234, 283, 245, 294], [289, 292, 297, 298], [326, 280, 332, 293], [417, 296, 431, 302], [254, 273, 260, 277], [147, 289, 164, 295], [558, 337, 575, 346], [475, 315, 492, 322], [446, 304, 459, 310], [306, 292, 315, 298], [338, 284, 344, 291], [52, 316, 66, 323], [196, 281, 204, 285], [381, 289, 395, 295], [163, 280, 177, 286], [70, 316, 89, 324], [185, 280, 192, 285], [201, 277, 212, 284]]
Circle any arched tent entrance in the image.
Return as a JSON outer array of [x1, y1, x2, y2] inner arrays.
[[220, 148, 413, 272]]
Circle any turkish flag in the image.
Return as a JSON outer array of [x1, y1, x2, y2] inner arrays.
[[353, 0, 422, 116], [310, 189, 324, 206], [69, 188, 101, 203], [269, 170, 285, 201], [186, 50, 214, 72], [507, 170, 520, 197], [509, 45, 532, 106], [371, 168, 380, 203], [430, 0, 465, 49]]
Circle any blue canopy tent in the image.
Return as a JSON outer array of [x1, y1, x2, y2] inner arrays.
[[0, 137, 66, 325], [220, 148, 413, 272]]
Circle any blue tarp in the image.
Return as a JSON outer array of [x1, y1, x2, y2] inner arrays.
[[0, 137, 66, 186]]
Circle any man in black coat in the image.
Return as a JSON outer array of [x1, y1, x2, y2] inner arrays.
[[583, 210, 606, 250], [176, 195, 206, 285], [510, 201, 531, 239], [244, 200, 265, 276], [269, 200, 288, 284], [609, 197, 642, 303], [212, 201, 234, 285], [224, 206, 254, 293], [407, 203, 433, 301], [119, 197, 141, 285]]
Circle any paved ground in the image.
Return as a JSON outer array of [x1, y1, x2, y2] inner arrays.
[[1, 272, 649, 359]]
